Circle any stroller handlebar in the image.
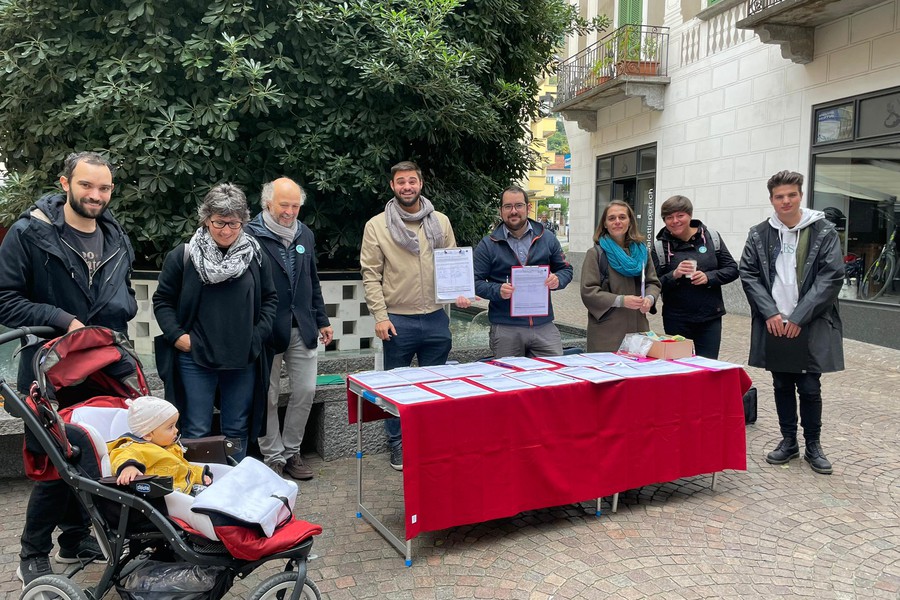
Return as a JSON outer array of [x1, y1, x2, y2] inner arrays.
[[0, 326, 59, 347]]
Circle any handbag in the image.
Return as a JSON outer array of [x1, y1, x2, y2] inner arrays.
[[181, 436, 235, 464], [743, 386, 758, 425]]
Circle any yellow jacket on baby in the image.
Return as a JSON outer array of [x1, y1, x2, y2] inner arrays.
[[108, 435, 208, 494]]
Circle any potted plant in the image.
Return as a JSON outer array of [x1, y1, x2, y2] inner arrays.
[[614, 25, 661, 76], [589, 46, 615, 85]]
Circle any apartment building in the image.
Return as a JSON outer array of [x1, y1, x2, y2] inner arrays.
[[554, 0, 900, 348]]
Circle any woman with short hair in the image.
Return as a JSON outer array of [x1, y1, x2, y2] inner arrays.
[[153, 183, 277, 460], [651, 195, 738, 359]]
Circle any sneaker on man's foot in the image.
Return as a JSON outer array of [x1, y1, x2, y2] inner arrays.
[[17, 555, 52, 587], [389, 444, 403, 471], [55, 534, 105, 564], [268, 461, 285, 477], [284, 454, 314, 480]]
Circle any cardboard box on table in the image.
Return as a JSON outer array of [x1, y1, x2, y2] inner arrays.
[[645, 336, 695, 360]]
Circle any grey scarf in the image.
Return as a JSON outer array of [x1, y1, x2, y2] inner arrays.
[[188, 227, 261, 285], [384, 196, 445, 255], [262, 210, 298, 248]]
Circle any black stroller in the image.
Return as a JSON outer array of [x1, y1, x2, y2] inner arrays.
[[0, 325, 322, 600]]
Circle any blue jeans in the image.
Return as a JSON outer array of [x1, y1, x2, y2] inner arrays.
[[381, 310, 452, 448], [177, 352, 255, 460]]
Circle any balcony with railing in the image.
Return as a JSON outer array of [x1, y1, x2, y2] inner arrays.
[[553, 25, 670, 132], [737, 0, 877, 63]]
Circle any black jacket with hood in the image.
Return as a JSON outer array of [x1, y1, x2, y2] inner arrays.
[[0, 193, 137, 390]]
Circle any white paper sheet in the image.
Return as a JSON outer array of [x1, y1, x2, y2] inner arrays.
[[673, 356, 742, 370], [389, 367, 447, 384], [474, 375, 537, 392], [434, 247, 476, 302], [591, 362, 646, 378], [510, 265, 550, 317], [423, 379, 491, 399], [491, 356, 554, 371], [539, 354, 604, 367], [580, 352, 632, 364], [350, 370, 411, 389], [422, 364, 468, 379], [452, 362, 512, 377], [377, 385, 445, 404], [555, 366, 624, 383], [506, 370, 577, 387], [627, 360, 701, 376]]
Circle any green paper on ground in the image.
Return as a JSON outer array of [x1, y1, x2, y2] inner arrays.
[[316, 374, 345, 386]]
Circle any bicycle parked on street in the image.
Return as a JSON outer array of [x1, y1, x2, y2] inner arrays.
[[859, 224, 898, 301]]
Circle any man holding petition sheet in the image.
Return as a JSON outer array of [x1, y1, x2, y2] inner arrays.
[[360, 160, 470, 471], [739, 170, 844, 476], [474, 186, 573, 358]]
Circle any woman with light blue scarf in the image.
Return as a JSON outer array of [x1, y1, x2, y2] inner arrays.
[[581, 200, 661, 351]]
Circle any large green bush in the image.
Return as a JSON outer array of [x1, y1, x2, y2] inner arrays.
[[0, 0, 605, 268]]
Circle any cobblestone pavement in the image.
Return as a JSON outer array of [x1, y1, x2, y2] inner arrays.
[[1, 287, 898, 599]]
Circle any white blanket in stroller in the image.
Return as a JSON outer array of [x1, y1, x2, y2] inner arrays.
[[191, 457, 297, 537]]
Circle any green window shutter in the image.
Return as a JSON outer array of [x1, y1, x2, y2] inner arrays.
[[618, 0, 643, 26]]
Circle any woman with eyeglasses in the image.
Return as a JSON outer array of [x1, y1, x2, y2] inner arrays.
[[580, 200, 660, 352], [153, 183, 277, 460], [650, 195, 738, 359]]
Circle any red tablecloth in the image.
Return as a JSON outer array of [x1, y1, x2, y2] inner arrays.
[[349, 366, 750, 539]]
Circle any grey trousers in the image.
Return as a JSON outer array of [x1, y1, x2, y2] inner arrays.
[[258, 328, 318, 466], [489, 321, 563, 358]]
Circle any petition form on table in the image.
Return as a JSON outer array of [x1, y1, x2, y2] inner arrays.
[[434, 247, 475, 302], [510, 265, 549, 317]]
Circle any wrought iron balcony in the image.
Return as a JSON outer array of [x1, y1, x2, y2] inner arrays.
[[553, 25, 670, 131], [737, 0, 877, 63]]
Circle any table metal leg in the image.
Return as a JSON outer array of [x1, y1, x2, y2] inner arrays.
[[595, 498, 602, 517], [355, 391, 413, 565], [711, 471, 719, 492], [611, 493, 619, 513]]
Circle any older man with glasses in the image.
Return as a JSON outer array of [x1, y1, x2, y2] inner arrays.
[[473, 185, 573, 358]]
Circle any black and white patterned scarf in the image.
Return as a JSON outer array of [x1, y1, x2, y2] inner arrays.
[[188, 226, 261, 285]]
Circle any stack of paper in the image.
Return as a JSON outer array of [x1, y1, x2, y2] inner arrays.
[[673, 356, 742, 370], [390, 367, 446, 384], [492, 356, 553, 371], [474, 376, 536, 392], [350, 370, 410, 389], [539, 354, 602, 367], [423, 379, 491, 399], [377, 385, 444, 404], [506, 369, 576, 387], [555, 366, 624, 383]]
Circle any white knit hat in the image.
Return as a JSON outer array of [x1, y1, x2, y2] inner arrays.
[[127, 396, 179, 438]]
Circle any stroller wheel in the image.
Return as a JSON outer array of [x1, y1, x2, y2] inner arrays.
[[249, 571, 321, 600], [21, 574, 89, 600]]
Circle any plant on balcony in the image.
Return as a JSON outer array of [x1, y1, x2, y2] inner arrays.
[[589, 41, 616, 84], [614, 25, 661, 76]]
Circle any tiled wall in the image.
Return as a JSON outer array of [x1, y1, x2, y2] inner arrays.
[[128, 275, 375, 359]]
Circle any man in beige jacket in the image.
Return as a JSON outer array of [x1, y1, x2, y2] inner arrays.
[[360, 160, 470, 470]]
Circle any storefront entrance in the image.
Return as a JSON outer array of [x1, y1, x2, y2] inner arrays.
[[811, 88, 900, 307], [595, 144, 657, 240]]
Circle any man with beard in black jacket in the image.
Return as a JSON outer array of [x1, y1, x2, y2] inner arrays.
[[0, 151, 137, 587]]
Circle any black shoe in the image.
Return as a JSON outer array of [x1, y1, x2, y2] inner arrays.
[[55, 534, 106, 564], [17, 555, 52, 587], [389, 444, 403, 471], [766, 438, 799, 464], [804, 441, 833, 475]]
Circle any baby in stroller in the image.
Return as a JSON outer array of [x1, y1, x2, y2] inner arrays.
[[1, 325, 323, 600], [108, 395, 212, 494]]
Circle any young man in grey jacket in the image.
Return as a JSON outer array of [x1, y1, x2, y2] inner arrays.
[[739, 170, 844, 475]]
